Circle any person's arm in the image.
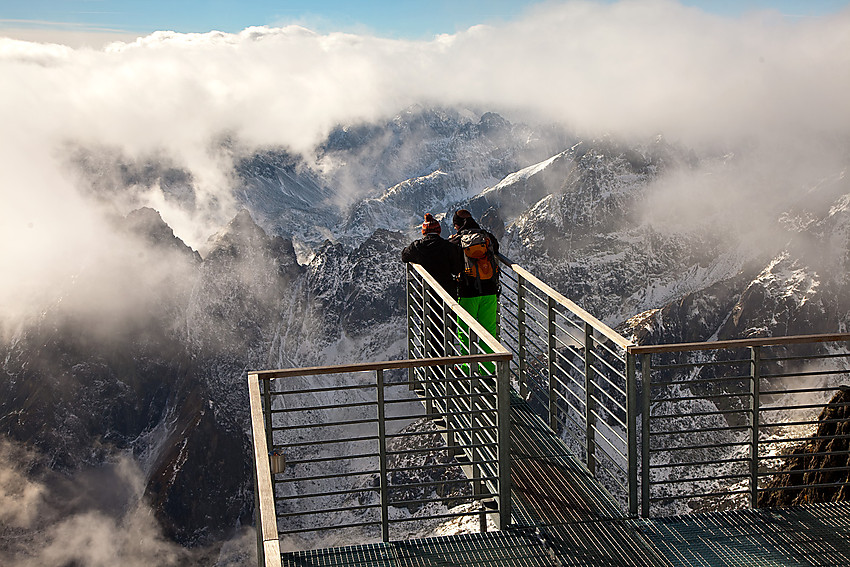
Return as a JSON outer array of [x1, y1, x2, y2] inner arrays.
[[449, 240, 464, 275], [401, 241, 419, 263]]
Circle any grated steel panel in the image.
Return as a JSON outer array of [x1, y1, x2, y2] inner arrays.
[[637, 502, 850, 567], [281, 531, 560, 567], [279, 391, 850, 567]]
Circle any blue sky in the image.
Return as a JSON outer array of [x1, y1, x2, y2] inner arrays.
[[1, 0, 849, 44]]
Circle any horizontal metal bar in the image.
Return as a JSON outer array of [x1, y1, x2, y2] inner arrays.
[[651, 408, 749, 420], [650, 392, 750, 403], [647, 359, 751, 371], [278, 520, 382, 535], [758, 465, 850, 476], [276, 469, 378, 483], [650, 441, 750, 452], [758, 479, 850, 492], [630, 333, 850, 354], [277, 502, 382, 519], [648, 487, 749, 502], [760, 388, 846, 397], [276, 487, 376, 501], [759, 449, 850, 461], [757, 432, 850, 445], [649, 457, 750, 469], [761, 351, 850, 362], [255, 353, 511, 380], [650, 472, 748, 486], [648, 373, 753, 386], [386, 508, 498, 524], [276, 435, 379, 449], [649, 424, 750, 436], [273, 417, 377, 431], [286, 452, 379, 466], [271, 399, 377, 413], [761, 369, 850, 380]]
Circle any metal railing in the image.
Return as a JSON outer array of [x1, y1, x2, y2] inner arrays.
[[248, 263, 511, 562], [249, 250, 850, 566], [498, 254, 639, 514], [632, 334, 850, 517], [405, 263, 513, 530]]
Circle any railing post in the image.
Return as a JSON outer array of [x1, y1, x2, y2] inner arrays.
[[469, 330, 482, 502], [547, 296, 557, 430], [641, 353, 652, 518], [626, 352, 638, 517], [406, 265, 416, 391], [376, 369, 390, 542], [750, 346, 761, 509], [517, 273, 528, 399], [262, 377, 276, 498], [422, 281, 434, 415], [496, 357, 512, 530], [584, 322, 596, 474]]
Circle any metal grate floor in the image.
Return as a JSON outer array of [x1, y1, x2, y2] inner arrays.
[[279, 392, 850, 567], [636, 502, 850, 567], [280, 530, 560, 567]]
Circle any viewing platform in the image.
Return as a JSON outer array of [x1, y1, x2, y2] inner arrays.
[[248, 256, 850, 566]]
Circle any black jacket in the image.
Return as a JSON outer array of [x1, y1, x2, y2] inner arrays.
[[401, 233, 464, 299], [449, 220, 500, 298]]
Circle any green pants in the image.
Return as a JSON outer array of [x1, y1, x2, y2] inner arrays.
[[457, 294, 499, 374]]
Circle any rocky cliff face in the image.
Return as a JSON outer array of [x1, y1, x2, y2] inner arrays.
[[2, 105, 849, 557], [758, 386, 850, 507]]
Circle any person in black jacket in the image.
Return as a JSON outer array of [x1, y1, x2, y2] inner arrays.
[[402, 214, 464, 358], [401, 213, 463, 299]]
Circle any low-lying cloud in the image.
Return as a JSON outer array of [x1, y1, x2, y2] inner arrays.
[[0, 439, 255, 566], [1, 0, 849, 322]]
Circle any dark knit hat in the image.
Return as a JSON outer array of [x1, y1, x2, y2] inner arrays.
[[421, 213, 441, 235], [452, 209, 473, 228]]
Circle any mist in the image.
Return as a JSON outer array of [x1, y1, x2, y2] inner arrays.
[[0, 439, 255, 566], [1, 0, 849, 325]]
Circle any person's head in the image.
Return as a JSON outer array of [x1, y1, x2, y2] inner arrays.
[[452, 209, 474, 232], [421, 213, 441, 235]]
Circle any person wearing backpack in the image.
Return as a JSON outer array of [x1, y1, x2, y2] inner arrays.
[[449, 209, 500, 373]]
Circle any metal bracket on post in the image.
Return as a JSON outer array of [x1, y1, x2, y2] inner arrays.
[[750, 346, 761, 509], [641, 353, 652, 518], [626, 352, 638, 517], [584, 322, 596, 475], [376, 369, 390, 542]]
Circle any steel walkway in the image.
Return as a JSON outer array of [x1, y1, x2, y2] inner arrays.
[[280, 391, 850, 566]]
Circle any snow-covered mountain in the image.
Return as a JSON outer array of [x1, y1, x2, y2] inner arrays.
[[2, 106, 849, 562]]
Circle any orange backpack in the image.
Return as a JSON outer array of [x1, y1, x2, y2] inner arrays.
[[460, 230, 498, 286]]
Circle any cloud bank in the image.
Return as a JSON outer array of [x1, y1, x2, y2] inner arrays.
[[1, 0, 849, 322]]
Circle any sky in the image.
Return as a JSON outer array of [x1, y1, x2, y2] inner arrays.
[[1, 0, 849, 45]]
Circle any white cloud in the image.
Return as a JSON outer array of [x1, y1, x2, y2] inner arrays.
[[1, 0, 849, 322]]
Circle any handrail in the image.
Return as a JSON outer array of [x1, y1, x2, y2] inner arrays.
[[629, 333, 850, 354], [409, 262, 508, 356], [253, 353, 511, 379], [248, 372, 282, 567], [498, 253, 634, 351]]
